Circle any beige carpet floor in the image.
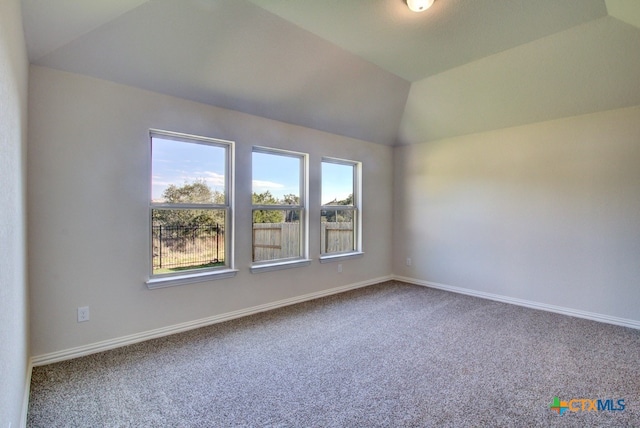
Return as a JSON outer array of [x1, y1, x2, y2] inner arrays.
[[28, 281, 640, 427]]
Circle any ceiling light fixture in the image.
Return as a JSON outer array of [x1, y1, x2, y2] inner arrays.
[[406, 0, 435, 12]]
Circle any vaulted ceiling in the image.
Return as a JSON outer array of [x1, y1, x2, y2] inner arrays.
[[21, 0, 640, 145]]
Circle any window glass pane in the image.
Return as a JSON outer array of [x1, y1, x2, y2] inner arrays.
[[321, 162, 353, 205], [152, 209, 225, 274], [152, 137, 226, 204], [321, 209, 355, 254], [252, 151, 300, 205], [150, 132, 232, 279], [253, 210, 301, 262], [321, 159, 359, 256]]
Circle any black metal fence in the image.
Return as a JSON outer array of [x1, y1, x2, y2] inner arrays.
[[152, 224, 224, 271]]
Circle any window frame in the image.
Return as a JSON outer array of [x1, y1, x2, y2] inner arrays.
[[319, 157, 363, 262], [250, 146, 310, 273], [146, 129, 237, 288]]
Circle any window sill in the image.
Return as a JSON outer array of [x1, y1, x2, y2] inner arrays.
[[319, 252, 364, 263], [146, 268, 239, 289], [250, 259, 312, 274]]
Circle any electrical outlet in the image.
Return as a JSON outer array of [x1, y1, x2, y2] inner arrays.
[[77, 306, 90, 322], [406, 257, 412, 266], [337, 264, 343, 273]]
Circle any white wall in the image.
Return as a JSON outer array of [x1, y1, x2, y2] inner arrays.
[[0, 0, 29, 425], [394, 106, 640, 322], [28, 66, 393, 357]]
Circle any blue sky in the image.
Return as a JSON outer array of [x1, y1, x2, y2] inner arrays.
[[252, 151, 300, 199], [152, 137, 353, 204], [321, 161, 353, 204], [152, 137, 226, 201]]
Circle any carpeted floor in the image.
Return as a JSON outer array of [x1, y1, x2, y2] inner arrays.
[[28, 281, 640, 427]]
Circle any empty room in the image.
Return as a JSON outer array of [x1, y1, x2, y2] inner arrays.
[[2, 0, 640, 426]]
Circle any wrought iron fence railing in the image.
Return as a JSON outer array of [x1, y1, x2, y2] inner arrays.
[[152, 224, 224, 271]]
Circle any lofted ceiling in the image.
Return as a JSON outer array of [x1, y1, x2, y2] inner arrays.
[[20, 0, 640, 145], [246, 0, 607, 82]]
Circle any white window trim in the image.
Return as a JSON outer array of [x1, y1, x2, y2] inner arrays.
[[251, 147, 309, 273], [147, 129, 235, 288], [146, 268, 239, 289], [319, 252, 364, 263], [250, 259, 312, 274], [319, 157, 362, 261]]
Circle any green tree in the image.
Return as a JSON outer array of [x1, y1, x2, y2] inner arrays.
[[162, 179, 224, 205], [283, 193, 300, 222], [322, 193, 353, 222], [153, 180, 225, 228], [338, 193, 353, 206], [252, 191, 284, 223]]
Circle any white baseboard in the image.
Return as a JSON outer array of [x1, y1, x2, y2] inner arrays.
[[31, 275, 392, 367], [20, 358, 32, 428], [394, 275, 640, 330]]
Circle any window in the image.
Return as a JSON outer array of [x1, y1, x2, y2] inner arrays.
[[251, 148, 309, 272], [148, 130, 235, 286], [321, 158, 362, 259]]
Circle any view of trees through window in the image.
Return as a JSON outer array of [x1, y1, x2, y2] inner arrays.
[[321, 160, 358, 255], [150, 133, 360, 278], [252, 149, 305, 263], [252, 191, 300, 223], [151, 133, 230, 276]]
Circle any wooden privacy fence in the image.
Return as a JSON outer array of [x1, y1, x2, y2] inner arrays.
[[253, 222, 300, 261], [252, 222, 355, 261], [321, 222, 354, 254]]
